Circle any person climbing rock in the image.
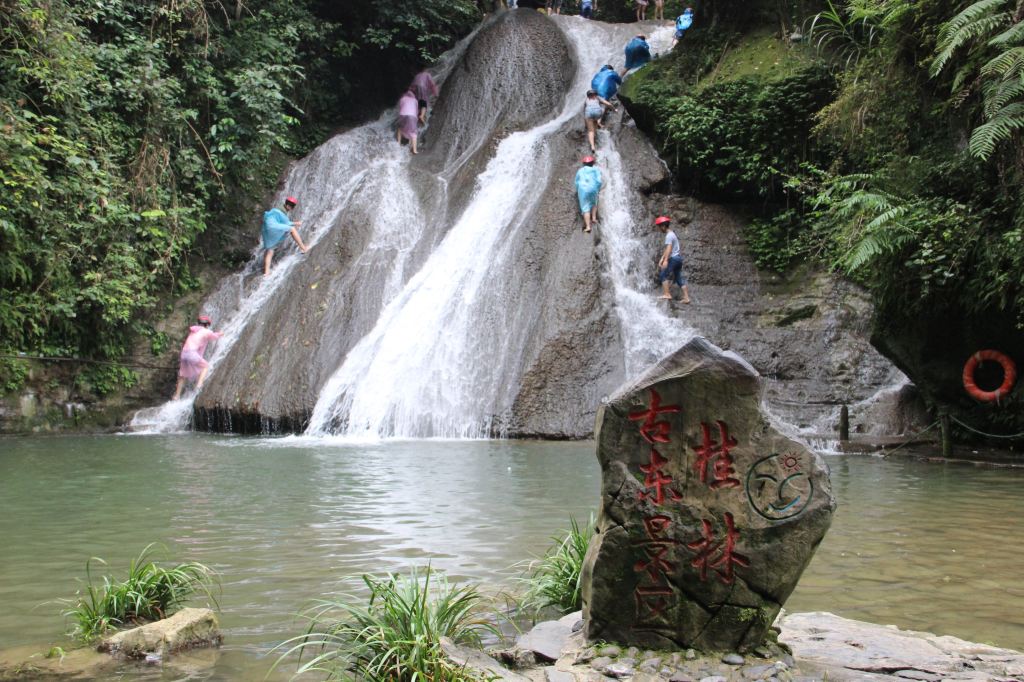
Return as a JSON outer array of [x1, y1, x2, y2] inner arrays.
[[410, 68, 439, 124], [622, 34, 652, 75], [635, 0, 648, 22], [655, 215, 691, 303], [262, 196, 308, 276], [580, 0, 594, 19], [583, 89, 614, 152], [654, 0, 665, 22], [172, 315, 224, 400], [397, 88, 420, 154], [575, 156, 603, 233], [546, 0, 563, 14], [591, 65, 623, 101], [672, 7, 694, 48]]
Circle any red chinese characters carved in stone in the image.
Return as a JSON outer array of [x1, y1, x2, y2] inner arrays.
[[628, 389, 681, 444], [686, 512, 750, 585], [638, 448, 682, 505], [633, 514, 679, 629], [692, 420, 740, 490], [633, 514, 679, 581]]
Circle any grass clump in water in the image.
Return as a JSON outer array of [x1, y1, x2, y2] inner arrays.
[[518, 516, 594, 615], [62, 543, 218, 642], [275, 565, 499, 681]]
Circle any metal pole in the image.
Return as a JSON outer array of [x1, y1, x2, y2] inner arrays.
[[940, 413, 952, 458]]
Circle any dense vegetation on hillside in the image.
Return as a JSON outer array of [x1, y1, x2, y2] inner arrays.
[[623, 0, 1024, 425], [0, 0, 480, 391]]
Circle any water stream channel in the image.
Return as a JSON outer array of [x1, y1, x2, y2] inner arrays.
[[1, 435, 1021, 680]]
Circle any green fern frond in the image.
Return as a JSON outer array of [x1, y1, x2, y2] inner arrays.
[[988, 17, 1024, 45], [981, 78, 1024, 116], [980, 46, 1024, 77], [968, 101, 1024, 158], [932, 0, 1013, 75]]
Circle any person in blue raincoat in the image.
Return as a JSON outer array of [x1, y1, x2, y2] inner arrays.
[[672, 7, 694, 48], [262, 196, 308, 275], [575, 155, 603, 233], [621, 35, 651, 76], [591, 65, 623, 101]]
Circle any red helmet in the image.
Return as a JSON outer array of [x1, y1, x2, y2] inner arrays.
[[581, 155, 596, 164], [654, 216, 672, 226], [197, 315, 212, 326], [284, 196, 298, 206]]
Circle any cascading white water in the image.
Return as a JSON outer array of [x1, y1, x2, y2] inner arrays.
[[129, 96, 447, 433], [306, 18, 685, 438]]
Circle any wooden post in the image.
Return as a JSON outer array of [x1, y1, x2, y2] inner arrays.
[[838, 404, 849, 442], [940, 413, 952, 458]]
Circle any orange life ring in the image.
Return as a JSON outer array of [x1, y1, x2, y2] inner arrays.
[[962, 350, 1017, 402]]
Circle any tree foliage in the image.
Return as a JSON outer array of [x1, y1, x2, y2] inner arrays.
[[0, 0, 479, 383]]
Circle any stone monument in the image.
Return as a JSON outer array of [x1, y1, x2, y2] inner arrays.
[[581, 338, 835, 652]]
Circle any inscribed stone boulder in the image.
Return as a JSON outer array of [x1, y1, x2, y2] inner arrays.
[[581, 337, 835, 652]]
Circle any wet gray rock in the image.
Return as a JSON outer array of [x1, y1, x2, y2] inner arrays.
[[590, 655, 614, 670], [439, 637, 531, 681], [722, 653, 745, 665], [598, 645, 621, 657], [582, 338, 836, 651], [604, 660, 636, 677], [99, 608, 222, 659], [779, 611, 1024, 681], [544, 667, 576, 682], [699, 676, 727, 682], [517, 620, 573, 662], [669, 673, 695, 682]]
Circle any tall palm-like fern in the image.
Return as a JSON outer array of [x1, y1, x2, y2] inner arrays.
[[932, 0, 1024, 159], [807, 0, 912, 71]]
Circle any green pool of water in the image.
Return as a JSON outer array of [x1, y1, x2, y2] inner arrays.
[[0, 435, 1021, 679]]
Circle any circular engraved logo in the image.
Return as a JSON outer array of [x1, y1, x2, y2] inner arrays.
[[746, 452, 814, 521]]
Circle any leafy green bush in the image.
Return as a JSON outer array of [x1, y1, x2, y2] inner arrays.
[[518, 516, 593, 615], [62, 544, 218, 642], [275, 566, 499, 681]]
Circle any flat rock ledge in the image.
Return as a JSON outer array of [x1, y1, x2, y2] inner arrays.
[[98, 607, 222, 659], [440, 612, 1024, 682]]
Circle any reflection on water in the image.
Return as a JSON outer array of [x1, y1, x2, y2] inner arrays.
[[0, 436, 1021, 679]]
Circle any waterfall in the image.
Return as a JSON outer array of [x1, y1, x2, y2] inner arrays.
[[305, 19, 684, 438]]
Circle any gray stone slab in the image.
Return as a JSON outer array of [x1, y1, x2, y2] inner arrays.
[[517, 620, 574, 662]]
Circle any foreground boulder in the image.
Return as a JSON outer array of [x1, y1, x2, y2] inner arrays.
[[98, 608, 221, 659], [582, 338, 835, 651]]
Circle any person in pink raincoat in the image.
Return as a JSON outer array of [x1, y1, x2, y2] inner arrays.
[[396, 89, 420, 154], [172, 315, 224, 399], [410, 69, 439, 124]]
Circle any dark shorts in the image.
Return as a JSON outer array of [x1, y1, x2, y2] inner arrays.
[[660, 256, 687, 286], [674, 28, 687, 40], [581, 4, 592, 17], [418, 98, 427, 110]]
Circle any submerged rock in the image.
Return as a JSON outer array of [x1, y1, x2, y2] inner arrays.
[[582, 338, 835, 651], [98, 608, 221, 659]]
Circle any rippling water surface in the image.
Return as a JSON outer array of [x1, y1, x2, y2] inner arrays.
[[0, 435, 1021, 679]]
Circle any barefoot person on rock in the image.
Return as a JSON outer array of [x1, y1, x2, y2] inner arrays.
[[172, 315, 223, 400], [575, 155, 603, 233], [655, 215, 691, 303], [262, 196, 308, 275], [397, 88, 420, 154], [583, 89, 615, 153]]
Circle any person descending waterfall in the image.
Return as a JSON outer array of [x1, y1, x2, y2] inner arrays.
[[262, 196, 308, 276], [655, 215, 691, 303], [172, 315, 223, 400], [591, 65, 623, 101], [546, 0, 563, 14], [621, 35, 652, 76], [410, 68, 439, 124], [580, 0, 594, 19], [583, 89, 614, 153], [672, 7, 694, 48], [635, 0, 648, 22], [396, 88, 420, 154], [654, 0, 665, 22], [575, 156, 603, 233]]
